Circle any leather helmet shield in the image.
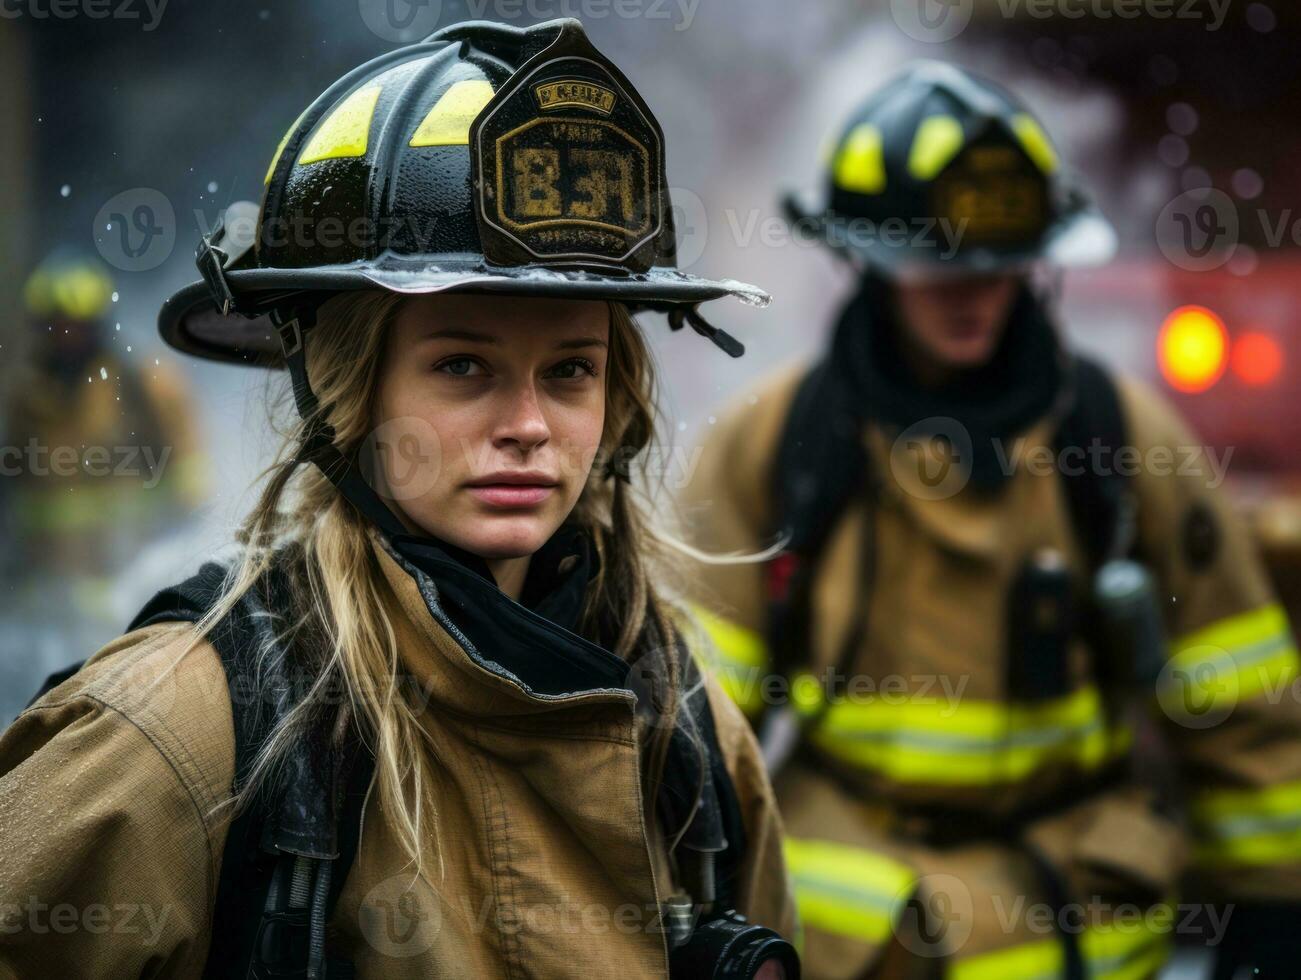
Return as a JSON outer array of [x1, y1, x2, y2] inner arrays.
[[470, 22, 665, 271], [929, 135, 1052, 249]]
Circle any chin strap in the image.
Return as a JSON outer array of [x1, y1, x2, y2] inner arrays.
[[667, 305, 745, 358], [270, 305, 411, 539]]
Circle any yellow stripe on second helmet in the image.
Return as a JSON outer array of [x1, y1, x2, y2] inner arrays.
[[298, 85, 384, 167], [907, 115, 965, 181], [1011, 113, 1059, 175], [834, 123, 886, 194]]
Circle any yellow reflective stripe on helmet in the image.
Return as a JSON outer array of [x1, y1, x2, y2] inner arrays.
[[265, 108, 310, 184], [946, 902, 1173, 980], [1162, 604, 1299, 711], [1011, 113, 1059, 175], [297, 85, 383, 166], [52, 267, 114, 320], [26, 264, 114, 320], [410, 79, 496, 148], [784, 837, 914, 944], [688, 604, 769, 716], [833, 123, 886, 195], [1190, 778, 1301, 866], [806, 683, 1124, 786], [907, 115, 965, 181]]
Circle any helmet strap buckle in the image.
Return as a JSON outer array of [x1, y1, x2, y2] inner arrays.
[[196, 232, 237, 317], [276, 315, 303, 359], [667, 306, 745, 359]]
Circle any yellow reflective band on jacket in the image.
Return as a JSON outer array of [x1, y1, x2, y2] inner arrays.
[[806, 683, 1129, 786], [689, 605, 769, 717], [784, 837, 915, 944], [1190, 778, 1301, 866], [947, 902, 1173, 980], [1161, 604, 1299, 716]]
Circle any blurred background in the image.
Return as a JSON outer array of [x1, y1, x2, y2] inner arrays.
[[2, 0, 1298, 827]]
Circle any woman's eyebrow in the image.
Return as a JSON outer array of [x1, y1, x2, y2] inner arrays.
[[421, 329, 500, 344], [555, 336, 609, 351]]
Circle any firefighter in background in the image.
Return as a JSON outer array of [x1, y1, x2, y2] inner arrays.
[[681, 63, 1301, 979], [4, 252, 207, 593]]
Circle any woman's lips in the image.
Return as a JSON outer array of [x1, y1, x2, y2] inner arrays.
[[466, 484, 556, 507]]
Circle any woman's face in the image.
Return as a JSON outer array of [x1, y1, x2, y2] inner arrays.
[[372, 293, 610, 560]]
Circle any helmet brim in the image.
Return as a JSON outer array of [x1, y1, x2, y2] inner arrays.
[[158, 258, 769, 367], [786, 192, 1118, 276]]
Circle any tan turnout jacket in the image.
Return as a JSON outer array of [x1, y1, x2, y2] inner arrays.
[[0, 537, 796, 978], [681, 363, 1301, 980]]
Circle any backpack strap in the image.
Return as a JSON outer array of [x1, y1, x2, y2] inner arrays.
[[129, 563, 375, 980], [765, 362, 870, 685], [1053, 356, 1133, 570], [656, 642, 749, 910]]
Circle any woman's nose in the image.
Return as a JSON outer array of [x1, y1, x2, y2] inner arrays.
[[494, 382, 551, 452]]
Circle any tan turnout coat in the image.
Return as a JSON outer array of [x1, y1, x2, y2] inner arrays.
[[0, 537, 796, 979], [681, 363, 1301, 980]]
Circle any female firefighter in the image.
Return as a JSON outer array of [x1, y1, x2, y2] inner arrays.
[[0, 20, 799, 980]]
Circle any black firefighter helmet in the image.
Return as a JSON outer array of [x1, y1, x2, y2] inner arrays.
[[785, 61, 1116, 277], [159, 18, 764, 366]]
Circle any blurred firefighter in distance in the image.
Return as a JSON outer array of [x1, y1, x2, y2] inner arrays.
[[3, 251, 208, 605]]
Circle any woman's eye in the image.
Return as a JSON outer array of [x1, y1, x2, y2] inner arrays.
[[436, 357, 482, 377], [547, 357, 598, 380]]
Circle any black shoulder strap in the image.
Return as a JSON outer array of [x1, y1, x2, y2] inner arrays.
[[765, 362, 869, 681], [130, 563, 375, 980], [1053, 356, 1132, 569], [656, 641, 749, 910]]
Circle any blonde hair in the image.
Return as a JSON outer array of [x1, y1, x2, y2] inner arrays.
[[187, 291, 692, 877]]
